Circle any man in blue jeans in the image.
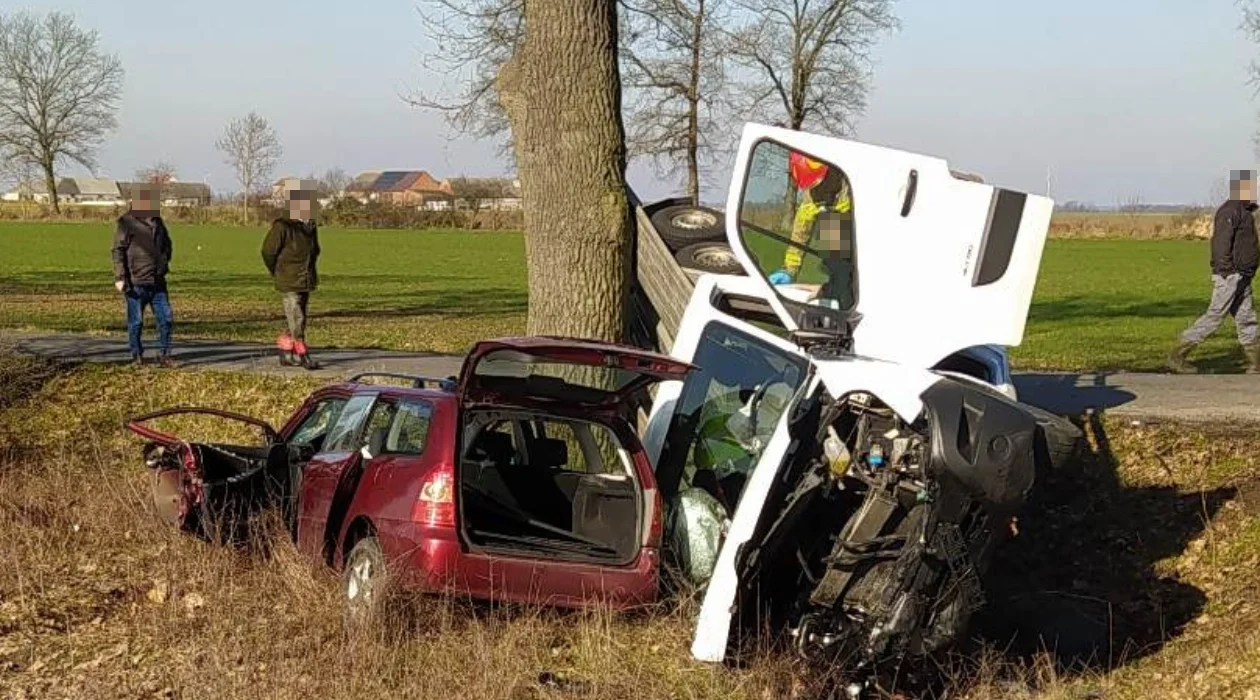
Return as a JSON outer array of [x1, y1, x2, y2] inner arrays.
[[111, 185, 175, 367]]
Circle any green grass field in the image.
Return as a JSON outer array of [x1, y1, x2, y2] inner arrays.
[[0, 222, 1247, 371], [0, 222, 528, 355]]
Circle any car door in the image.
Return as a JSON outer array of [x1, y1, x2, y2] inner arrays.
[[335, 398, 435, 567], [296, 391, 378, 560], [723, 122, 1054, 370]]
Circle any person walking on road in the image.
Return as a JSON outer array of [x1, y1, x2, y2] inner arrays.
[[1169, 170, 1260, 374], [262, 179, 321, 370], [111, 185, 176, 367]]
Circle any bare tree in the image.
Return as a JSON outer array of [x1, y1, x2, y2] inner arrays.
[[621, 0, 731, 204], [135, 160, 177, 201], [411, 0, 522, 147], [0, 12, 123, 213], [726, 0, 896, 135], [499, 0, 631, 341], [447, 176, 513, 212], [215, 112, 282, 224], [320, 167, 350, 198], [136, 161, 178, 185]]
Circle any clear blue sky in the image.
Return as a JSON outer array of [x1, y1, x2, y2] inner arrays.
[[9, 0, 1259, 206]]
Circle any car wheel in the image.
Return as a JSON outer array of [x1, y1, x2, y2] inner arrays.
[[152, 468, 191, 530], [650, 204, 725, 250], [674, 242, 744, 275], [342, 535, 387, 627]]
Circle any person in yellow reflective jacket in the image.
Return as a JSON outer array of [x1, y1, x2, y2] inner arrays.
[[768, 152, 853, 287]]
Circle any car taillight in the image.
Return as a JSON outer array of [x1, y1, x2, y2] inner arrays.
[[643, 487, 663, 548], [414, 463, 455, 528]]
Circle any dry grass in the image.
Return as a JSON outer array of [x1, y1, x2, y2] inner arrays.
[[0, 356, 802, 700], [5, 355, 1260, 698], [1048, 211, 1211, 241]]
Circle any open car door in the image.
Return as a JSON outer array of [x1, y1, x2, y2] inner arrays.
[[126, 408, 285, 541], [724, 123, 1053, 370]]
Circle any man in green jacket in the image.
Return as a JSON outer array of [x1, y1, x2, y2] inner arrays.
[[262, 181, 321, 369]]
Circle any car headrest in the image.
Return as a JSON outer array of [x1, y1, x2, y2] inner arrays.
[[470, 430, 514, 462], [531, 437, 569, 469]]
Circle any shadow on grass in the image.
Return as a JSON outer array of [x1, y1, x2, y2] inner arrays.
[[974, 414, 1232, 674], [1028, 295, 1208, 323]]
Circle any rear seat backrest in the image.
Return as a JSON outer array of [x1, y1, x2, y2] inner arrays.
[[530, 438, 569, 470]]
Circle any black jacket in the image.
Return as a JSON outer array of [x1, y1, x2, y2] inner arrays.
[[111, 214, 173, 288], [261, 218, 320, 293], [1212, 200, 1259, 276]]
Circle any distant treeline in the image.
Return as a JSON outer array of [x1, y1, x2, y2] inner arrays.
[[0, 198, 525, 230]]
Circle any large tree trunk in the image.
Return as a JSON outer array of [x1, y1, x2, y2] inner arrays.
[[686, 0, 704, 205], [499, 0, 631, 342], [41, 161, 59, 214]]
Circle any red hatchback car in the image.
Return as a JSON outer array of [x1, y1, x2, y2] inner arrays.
[[127, 338, 693, 617]]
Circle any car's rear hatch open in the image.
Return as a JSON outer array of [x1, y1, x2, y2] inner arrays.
[[458, 336, 694, 409]]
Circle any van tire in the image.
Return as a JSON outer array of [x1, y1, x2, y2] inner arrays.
[[1025, 404, 1085, 476], [675, 242, 744, 275], [650, 205, 725, 250]]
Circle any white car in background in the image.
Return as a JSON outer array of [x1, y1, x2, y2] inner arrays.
[[642, 123, 1077, 696]]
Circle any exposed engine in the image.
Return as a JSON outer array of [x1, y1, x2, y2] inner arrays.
[[730, 379, 1038, 692]]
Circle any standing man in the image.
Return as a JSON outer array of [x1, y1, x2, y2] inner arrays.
[[262, 179, 321, 370], [1169, 170, 1260, 374], [112, 185, 175, 367]]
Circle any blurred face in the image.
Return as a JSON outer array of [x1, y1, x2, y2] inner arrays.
[[131, 189, 158, 214], [1231, 171, 1256, 202], [290, 193, 316, 221], [1232, 180, 1256, 203]]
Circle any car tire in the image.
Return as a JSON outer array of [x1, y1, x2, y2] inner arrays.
[[650, 204, 725, 250], [342, 535, 388, 628], [674, 242, 744, 275], [1025, 404, 1085, 476]]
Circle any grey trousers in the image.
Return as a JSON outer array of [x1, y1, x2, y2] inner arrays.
[[282, 292, 309, 341], [1181, 273, 1259, 346]]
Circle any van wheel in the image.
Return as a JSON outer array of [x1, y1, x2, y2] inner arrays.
[[1025, 404, 1085, 477], [650, 204, 725, 250], [342, 536, 387, 627], [675, 242, 744, 275]]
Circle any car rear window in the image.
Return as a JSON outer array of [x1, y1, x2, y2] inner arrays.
[[473, 349, 642, 393]]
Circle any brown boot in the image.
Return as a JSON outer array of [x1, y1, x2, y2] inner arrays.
[[1245, 343, 1260, 374], [1168, 341, 1198, 374]]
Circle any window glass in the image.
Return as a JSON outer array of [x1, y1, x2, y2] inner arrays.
[[657, 322, 807, 508], [531, 420, 624, 475], [323, 394, 377, 453], [739, 140, 856, 311], [387, 401, 432, 455], [361, 401, 398, 452], [289, 398, 347, 451]]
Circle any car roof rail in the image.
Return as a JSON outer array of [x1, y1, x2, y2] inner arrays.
[[346, 372, 457, 391]]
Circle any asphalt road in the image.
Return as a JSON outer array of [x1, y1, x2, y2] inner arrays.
[[4, 330, 1258, 423]]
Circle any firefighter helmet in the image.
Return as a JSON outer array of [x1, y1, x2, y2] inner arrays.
[[789, 151, 828, 191]]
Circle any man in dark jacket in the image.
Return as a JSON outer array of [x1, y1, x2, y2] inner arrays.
[[112, 186, 176, 367], [262, 180, 321, 369], [1169, 170, 1260, 373]]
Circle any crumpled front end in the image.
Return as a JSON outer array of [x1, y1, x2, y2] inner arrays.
[[718, 377, 1037, 691]]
